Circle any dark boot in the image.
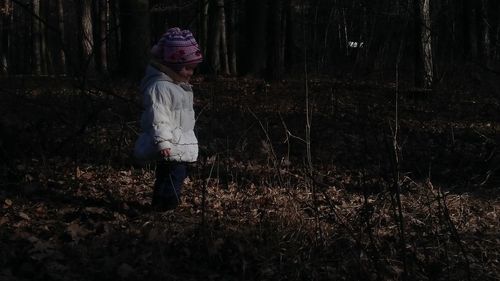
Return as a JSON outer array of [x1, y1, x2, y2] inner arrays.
[[151, 161, 186, 211], [152, 195, 180, 211]]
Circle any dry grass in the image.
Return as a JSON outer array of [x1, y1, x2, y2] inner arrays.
[[1, 78, 499, 280]]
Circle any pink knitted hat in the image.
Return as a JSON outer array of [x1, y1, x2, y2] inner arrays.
[[151, 27, 203, 70]]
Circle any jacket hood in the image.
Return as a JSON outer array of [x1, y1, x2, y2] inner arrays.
[[139, 64, 173, 92]]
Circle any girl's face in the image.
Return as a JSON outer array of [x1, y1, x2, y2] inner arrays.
[[177, 64, 198, 82]]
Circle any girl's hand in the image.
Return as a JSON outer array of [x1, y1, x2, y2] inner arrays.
[[160, 148, 171, 157]]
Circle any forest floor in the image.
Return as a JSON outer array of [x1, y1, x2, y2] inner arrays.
[[0, 75, 499, 280]]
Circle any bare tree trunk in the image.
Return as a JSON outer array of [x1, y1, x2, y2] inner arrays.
[[98, 0, 109, 74], [119, 0, 149, 79], [284, 0, 294, 72], [280, 0, 289, 72], [267, 0, 285, 79], [463, 0, 477, 59], [312, 1, 319, 73], [41, 0, 52, 74], [220, 0, 229, 75], [343, 9, 348, 57], [110, 0, 121, 71], [322, 6, 335, 70], [32, 0, 42, 75], [421, 0, 433, 88], [199, 0, 209, 55], [11, 0, 20, 74], [80, 0, 94, 75], [227, 0, 237, 75], [0, 11, 4, 75], [207, 0, 222, 74], [246, 0, 267, 75], [355, 6, 368, 67], [492, 1, 500, 60], [476, 0, 490, 64], [56, 0, 66, 74], [0, 0, 11, 75], [415, 0, 433, 89]]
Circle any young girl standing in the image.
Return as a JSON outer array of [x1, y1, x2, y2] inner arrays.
[[134, 27, 203, 211]]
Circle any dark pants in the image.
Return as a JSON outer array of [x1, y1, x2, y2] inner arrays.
[[152, 160, 187, 210]]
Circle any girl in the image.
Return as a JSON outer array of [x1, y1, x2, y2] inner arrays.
[[134, 27, 203, 211]]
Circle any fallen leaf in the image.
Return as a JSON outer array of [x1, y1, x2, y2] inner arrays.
[[66, 223, 90, 241], [0, 216, 9, 226], [4, 199, 13, 208], [84, 207, 106, 215], [19, 212, 31, 220]]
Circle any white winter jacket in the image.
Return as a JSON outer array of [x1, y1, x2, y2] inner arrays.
[[134, 64, 198, 162]]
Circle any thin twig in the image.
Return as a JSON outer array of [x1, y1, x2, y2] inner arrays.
[[247, 108, 284, 188], [391, 35, 408, 280]]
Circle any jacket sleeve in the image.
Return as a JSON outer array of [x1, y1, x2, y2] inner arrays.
[[142, 83, 175, 151]]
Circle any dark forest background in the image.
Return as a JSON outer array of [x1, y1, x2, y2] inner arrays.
[[1, 1, 500, 281], [1, 0, 499, 85]]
